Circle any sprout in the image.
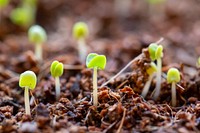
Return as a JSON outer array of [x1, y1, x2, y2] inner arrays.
[[10, 6, 35, 27], [0, 0, 9, 8], [50, 60, 64, 100], [141, 62, 157, 98], [19, 70, 37, 115], [167, 68, 180, 107], [73, 22, 89, 63], [86, 53, 106, 106], [196, 57, 200, 68], [148, 43, 163, 100], [28, 25, 47, 61]]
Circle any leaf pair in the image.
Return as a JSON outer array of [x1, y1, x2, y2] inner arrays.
[[50, 61, 64, 77], [148, 43, 163, 61], [86, 53, 106, 70]]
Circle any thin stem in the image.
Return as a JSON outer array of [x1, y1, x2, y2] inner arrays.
[[24, 87, 30, 115], [153, 58, 162, 100], [171, 82, 176, 107], [141, 73, 156, 98], [78, 38, 87, 63], [55, 77, 60, 100], [93, 67, 98, 106], [35, 43, 42, 61]]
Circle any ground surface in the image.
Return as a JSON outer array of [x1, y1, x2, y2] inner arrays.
[[1, 0, 200, 133]]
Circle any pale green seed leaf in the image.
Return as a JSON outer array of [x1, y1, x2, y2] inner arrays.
[[86, 53, 106, 70], [73, 22, 88, 40], [0, 0, 9, 8], [19, 70, 37, 90], [148, 43, 158, 61], [10, 7, 34, 27], [50, 60, 64, 77], [167, 68, 180, 83], [28, 25, 47, 44], [147, 62, 157, 75], [155, 45, 163, 59]]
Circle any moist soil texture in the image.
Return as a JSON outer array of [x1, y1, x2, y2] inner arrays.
[[1, 0, 200, 133]]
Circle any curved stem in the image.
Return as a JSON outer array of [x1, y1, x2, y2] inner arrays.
[[153, 58, 162, 100], [93, 67, 98, 106], [171, 82, 176, 107], [141, 73, 156, 98], [24, 87, 30, 115], [55, 77, 60, 100], [78, 39, 87, 63], [35, 43, 42, 61]]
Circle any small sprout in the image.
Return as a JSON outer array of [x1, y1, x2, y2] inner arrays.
[[148, 43, 163, 100], [19, 70, 37, 115], [28, 25, 47, 61], [0, 0, 9, 8], [86, 53, 106, 106], [50, 60, 64, 100], [196, 57, 200, 68], [167, 68, 180, 106], [142, 62, 157, 98], [10, 6, 35, 27], [73, 22, 89, 63]]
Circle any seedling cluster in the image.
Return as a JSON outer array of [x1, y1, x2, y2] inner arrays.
[[17, 19, 187, 117], [86, 53, 107, 106]]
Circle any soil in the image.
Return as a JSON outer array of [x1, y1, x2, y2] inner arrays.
[[1, 0, 200, 133]]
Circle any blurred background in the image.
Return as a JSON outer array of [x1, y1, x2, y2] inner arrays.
[[0, 0, 200, 75]]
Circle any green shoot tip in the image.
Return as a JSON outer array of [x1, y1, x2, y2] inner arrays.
[[50, 60, 64, 77]]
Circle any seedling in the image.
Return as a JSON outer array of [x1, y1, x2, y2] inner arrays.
[[141, 62, 157, 98], [196, 57, 200, 68], [0, 0, 9, 8], [19, 70, 37, 115], [167, 68, 180, 107], [50, 60, 64, 100], [73, 22, 89, 63], [9, 0, 37, 27], [28, 25, 47, 61], [86, 53, 106, 106], [148, 43, 163, 100]]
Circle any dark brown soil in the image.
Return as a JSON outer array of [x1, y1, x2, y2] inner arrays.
[[1, 0, 200, 132]]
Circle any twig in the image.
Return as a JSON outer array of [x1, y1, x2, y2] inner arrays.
[[84, 109, 91, 124], [100, 54, 142, 88], [155, 37, 164, 44], [162, 73, 185, 91], [102, 121, 118, 133], [116, 80, 129, 90], [30, 91, 37, 107], [116, 108, 126, 133]]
